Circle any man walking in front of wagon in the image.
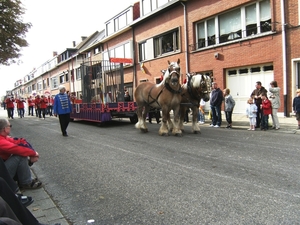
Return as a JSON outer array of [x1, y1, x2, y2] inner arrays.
[[53, 85, 72, 137]]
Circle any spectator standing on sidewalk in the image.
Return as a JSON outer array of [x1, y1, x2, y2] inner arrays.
[[292, 89, 300, 129], [53, 85, 72, 137], [250, 81, 267, 128], [260, 93, 272, 131], [246, 98, 257, 131], [210, 82, 223, 128], [269, 80, 280, 130], [223, 88, 235, 129]]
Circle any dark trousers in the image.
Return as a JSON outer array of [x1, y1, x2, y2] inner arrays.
[[0, 159, 18, 193], [211, 105, 222, 126], [47, 106, 53, 116], [6, 108, 14, 119], [28, 106, 33, 116], [0, 178, 40, 225], [256, 104, 262, 127], [225, 110, 233, 124], [261, 114, 269, 130], [17, 109, 24, 118], [149, 110, 161, 123], [58, 113, 70, 135], [40, 108, 46, 119]]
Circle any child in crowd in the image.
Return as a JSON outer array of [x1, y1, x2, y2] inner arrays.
[[223, 88, 235, 129], [292, 89, 300, 129], [260, 93, 272, 131], [198, 98, 206, 124], [246, 98, 257, 131]]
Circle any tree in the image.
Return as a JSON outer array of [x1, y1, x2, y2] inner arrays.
[[0, 0, 31, 65]]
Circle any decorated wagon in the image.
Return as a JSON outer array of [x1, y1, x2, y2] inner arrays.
[[70, 58, 138, 124]]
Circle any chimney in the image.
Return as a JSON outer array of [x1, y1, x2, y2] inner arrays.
[[81, 36, 87, 41], [73, 41, 76, 47], [53, 51, 57, 57]]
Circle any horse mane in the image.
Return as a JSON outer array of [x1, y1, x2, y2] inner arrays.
[[191, 74, 210, 87]]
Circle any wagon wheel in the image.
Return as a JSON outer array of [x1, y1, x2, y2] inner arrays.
[[130, 114, 138, 124]]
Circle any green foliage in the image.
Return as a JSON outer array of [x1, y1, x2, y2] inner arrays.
[[0, 0, 31, 65]]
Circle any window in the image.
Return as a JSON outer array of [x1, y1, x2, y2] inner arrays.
[[139, 42, 146, 61], [154, 29, 179, 57], [51, 77, 58, 89], [43, 79, 47, 89], [32, 84, 36, 91], [65, 72, 69, 82], [76, 68, 81, 80], [142, 0, 170, 16], [37, 82, 42, 90], [219, 9, 241, 43], [59, 74, 65, 84], [195, 0, 271, 49]]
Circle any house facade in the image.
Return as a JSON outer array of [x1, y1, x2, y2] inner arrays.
[[11, 0, 300, 116]]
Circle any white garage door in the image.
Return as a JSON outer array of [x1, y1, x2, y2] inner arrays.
[[226, 64, 273, 114]]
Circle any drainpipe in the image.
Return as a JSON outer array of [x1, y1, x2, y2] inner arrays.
[[281, 0, 287, 117], [181, 2, 189, 76]]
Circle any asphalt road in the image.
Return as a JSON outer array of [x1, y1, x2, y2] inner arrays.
[[6, 114, 300, 225]]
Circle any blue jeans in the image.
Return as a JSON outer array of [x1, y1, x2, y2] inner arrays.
[[4, 155, 32, 185], [198, 109, 205, 122], [211, 105, 222, 126], [261, 114, 269, 130]]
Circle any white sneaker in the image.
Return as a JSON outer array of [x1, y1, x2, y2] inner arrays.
[[200, 121, 204, 124], [214, 125, 220, 128], [210, 124, 214, 127]]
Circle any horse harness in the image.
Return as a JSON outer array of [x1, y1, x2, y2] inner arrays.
[[146, 70, 182, 108]]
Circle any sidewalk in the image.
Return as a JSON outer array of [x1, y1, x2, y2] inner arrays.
[[202, 113, 300, 134]]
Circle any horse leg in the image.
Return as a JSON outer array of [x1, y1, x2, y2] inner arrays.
[[158, 107, 170, 136], [191, 106, 201, 134], [179, 106, 185, 132], [167, 113, 174, 132], [172, 106, 182, 136], [135, 106, 148, 132]]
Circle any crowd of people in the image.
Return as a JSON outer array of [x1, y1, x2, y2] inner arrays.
[[193, 80, 300, 131], [2, 95, 54, 120]]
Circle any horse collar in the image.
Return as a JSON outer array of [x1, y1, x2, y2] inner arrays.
[[165, 82, 182, 94]]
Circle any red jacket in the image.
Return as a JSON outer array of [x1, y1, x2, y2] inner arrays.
[[40, 97, 48, 109], [47, 97, 54, 106], [5, 98, 15, 108], [16, 99, 25, 109], [27, 98, 35, 107], [0, 136, 36, 161], [34, 97, 41, 108], [262, 99, 272, 115]]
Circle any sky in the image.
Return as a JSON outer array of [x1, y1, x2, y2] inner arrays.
[[0, 0, 134, 97]]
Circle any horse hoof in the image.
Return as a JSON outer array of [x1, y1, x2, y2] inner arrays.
[[174, 133, 182, 137], [140, 128, 148, 133], [159, 132, 169, 136], [193, 130, 201, 134]]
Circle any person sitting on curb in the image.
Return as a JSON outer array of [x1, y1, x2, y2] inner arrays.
[[0, 119, 42, 189]]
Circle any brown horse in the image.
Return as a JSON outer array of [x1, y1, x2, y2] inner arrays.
[[168, 73, 211, 134], [134, 59, 182, 136]]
